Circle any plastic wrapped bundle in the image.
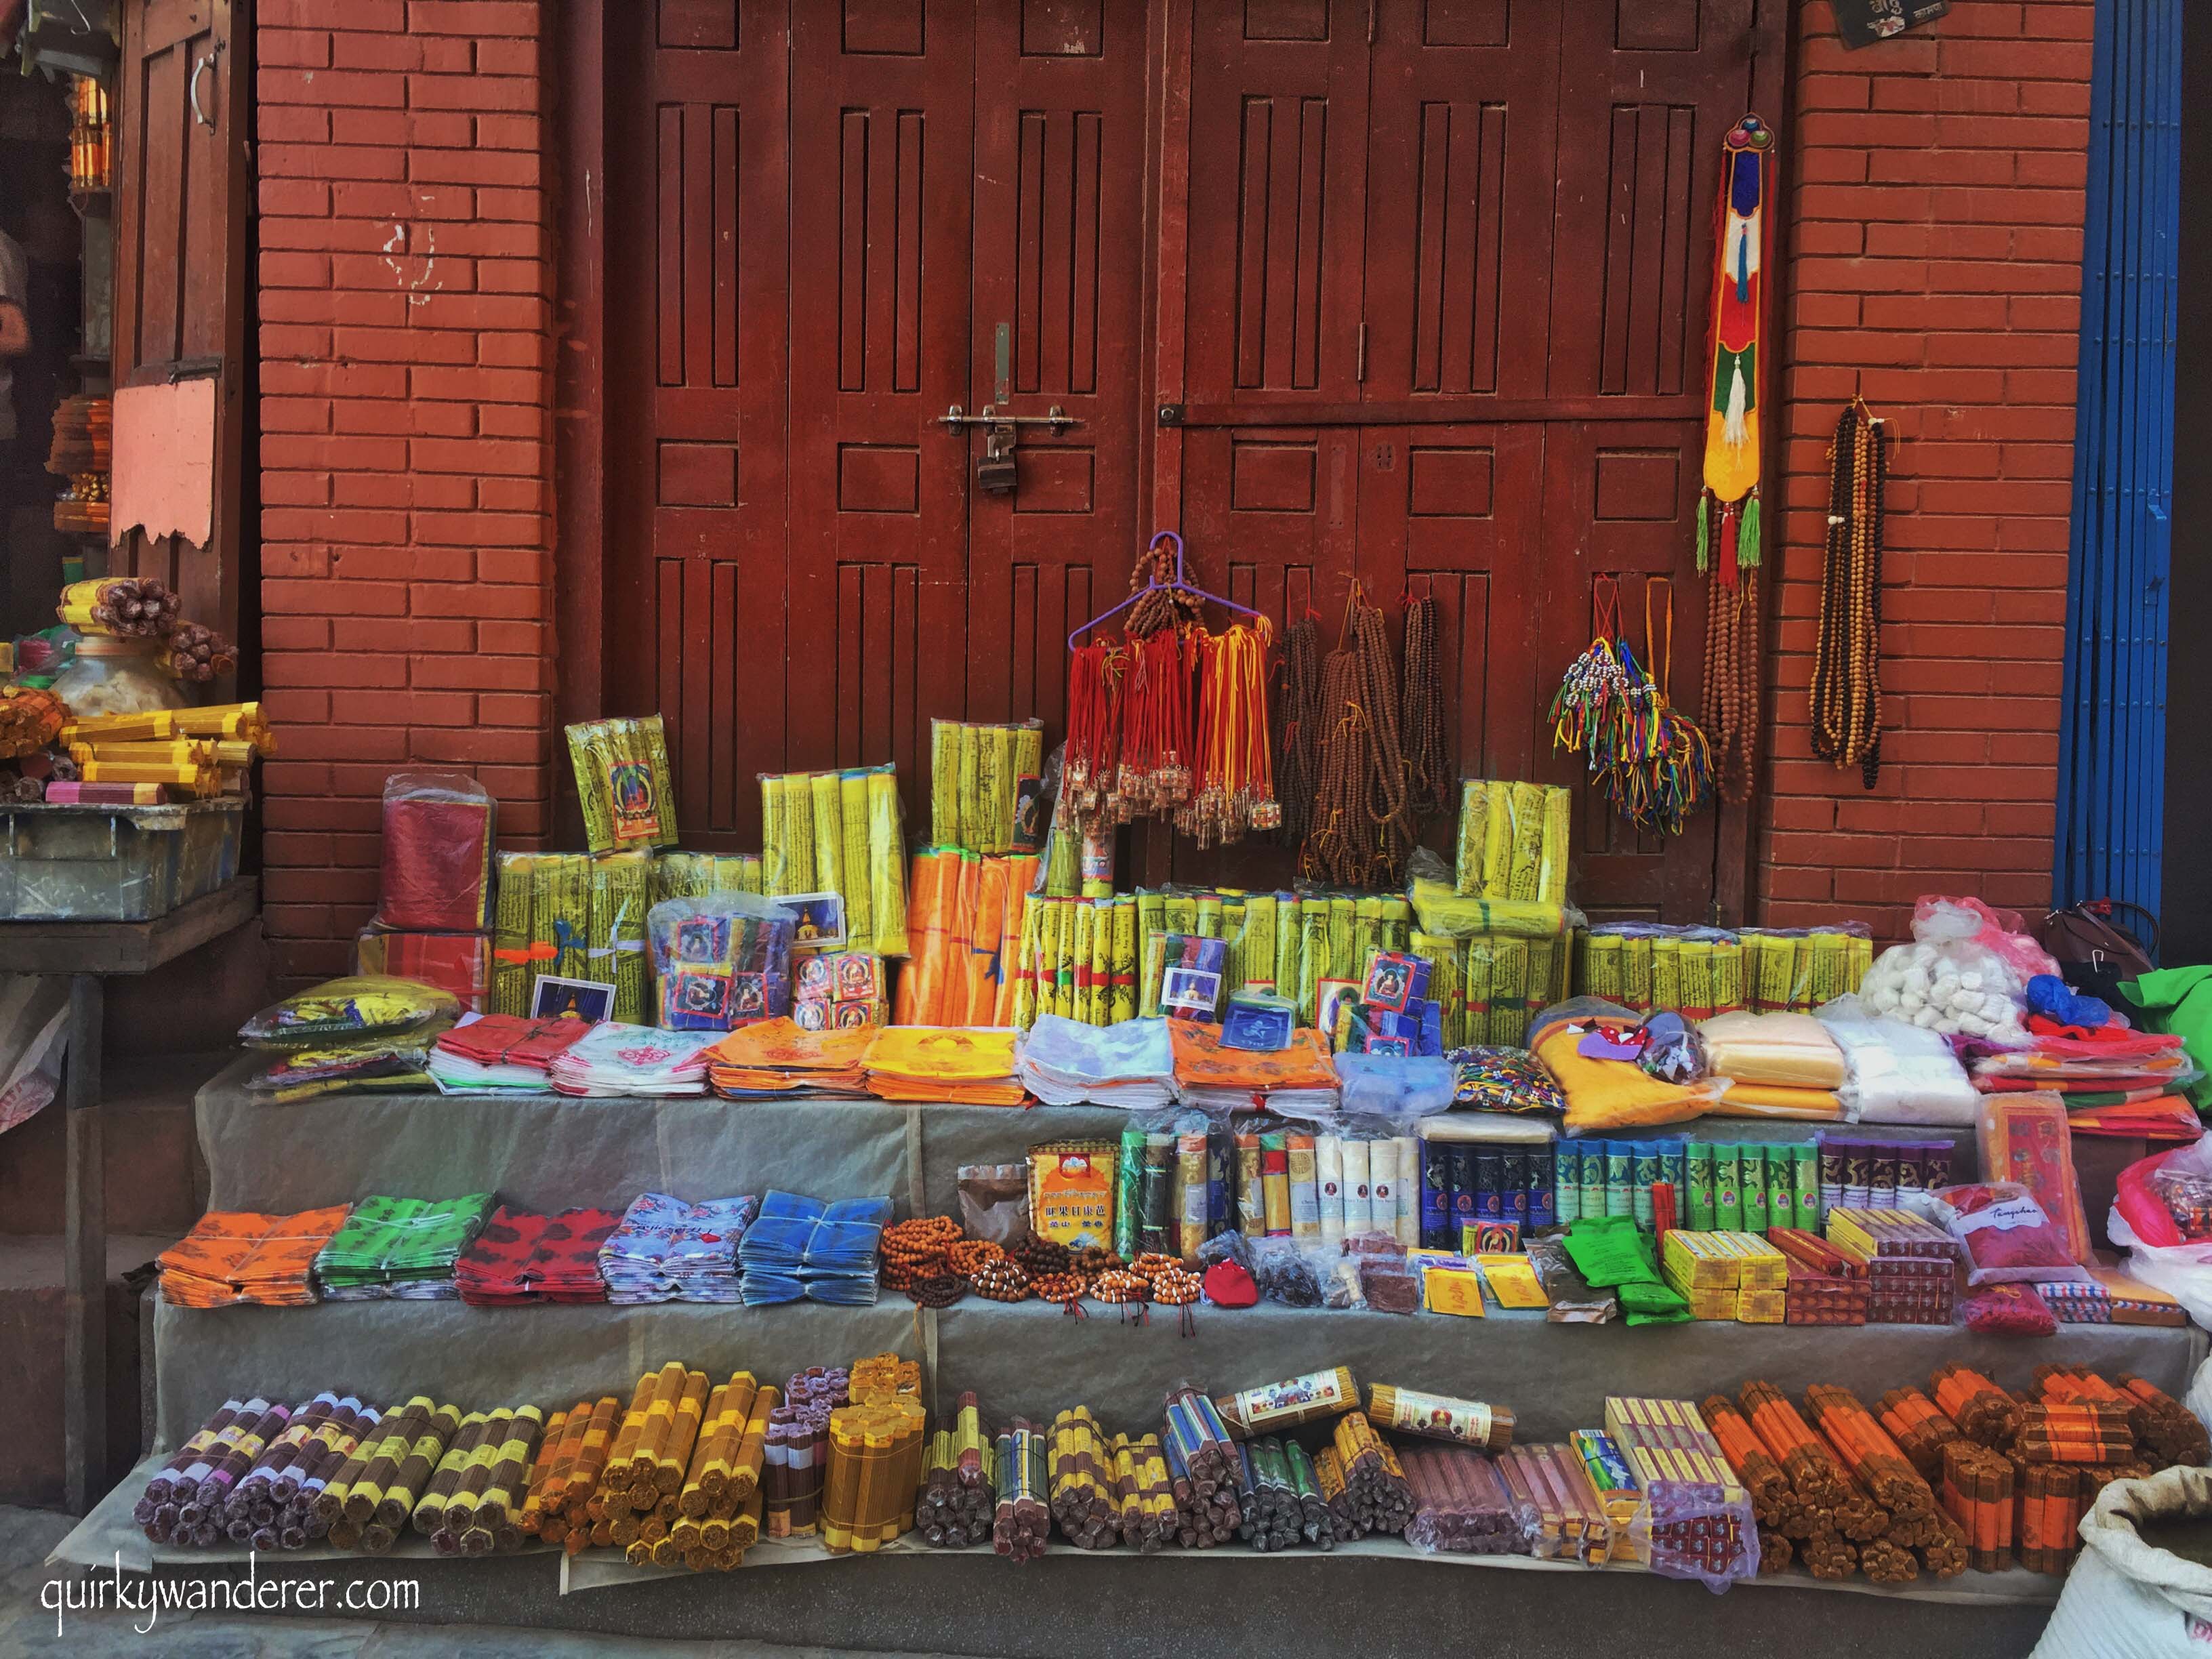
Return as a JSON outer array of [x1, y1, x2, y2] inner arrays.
[[653, 851, 764, 902], [1332, 1410, 1415, 1536], [993, 1419, 1052, 1561], [930, 718, 1045, 853], [648, 891, 796, 1031], [567, 716, 677, 852], [1453, 778, 1571, 904], [354, 928, 491, 1015], [376, 771, 495, 931], [1399, 1445, 1528, 1555], [758, 765, 909, 956], [586, 850, 653, 1023]]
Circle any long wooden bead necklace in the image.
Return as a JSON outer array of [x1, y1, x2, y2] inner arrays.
[[1809, 398, 1887, 787]]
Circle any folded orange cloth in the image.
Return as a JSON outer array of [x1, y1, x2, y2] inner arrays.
[[159, 1206, 354, 1308], [1166, 1022, 1337, 1092], [862, 1026, 1019, 1084], [700, 1017, 876, 1073], [867, 1079, 1028, 1107]]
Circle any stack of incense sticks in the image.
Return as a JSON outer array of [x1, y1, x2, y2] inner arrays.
[[1699, 1393, 1790, 1530], [1162, 1383, 1244, 1540], [517, 1394, 621, 1552], [2114, 1372, 2212, 1468], [668, 1374, 773, 1568], [1213, 1366, 1361, 1439], [1237, 1437, 1303, 1551], [916, 1393, 994, 1548], [1313, 1443, 1366, 1540], [141, 1396, 382, 1551], [766, 1368, 846, 1538], [1112, 1432, 1176, 1553], [1940, 1440, 2017, 1572], [1366, 1384, 1515, 1449], [1048, 1407, 1119, 1549], [1930, 1364, 2022, 1447], [320, 1397, 465, 1554], [1876, 1386, 1963, 1481], [1332, 1411, 1415, 1536], [581, 1365, 710, 1563], [991, 1418, 1051, 1561], [418, 1406, 544, 1556], [821, 1396, 926, 1555], [1399, 1445, 1525, 1555], [2016, 1401, 2139, 1465], [1282, 1439, 1338, 1549]]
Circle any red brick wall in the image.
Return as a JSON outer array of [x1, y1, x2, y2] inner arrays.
[[1760, 0, 2090, 937], [255, 0, 556, 981], [247, 1, 2089, 977]]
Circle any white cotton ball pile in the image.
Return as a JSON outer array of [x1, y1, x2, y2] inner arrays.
[[1857, 941, 2030, 1046]]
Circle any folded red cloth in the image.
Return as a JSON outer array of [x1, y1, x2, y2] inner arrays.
[[435, 1014, 592, 1070]]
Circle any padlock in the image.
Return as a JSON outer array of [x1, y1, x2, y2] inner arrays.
[[977, 426, 1019, 495]]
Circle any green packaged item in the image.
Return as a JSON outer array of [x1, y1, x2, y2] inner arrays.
[[1792, 1143, 1821, 1231], [1713, 1144, 1742, 1231], [566, 715, 678, 853], [1115, 1128, 1145, 1259], [1765, 1143, 1796, 1235], [1740, 1145, 1769, 1234], [1687, 1143, 1717, 1231]]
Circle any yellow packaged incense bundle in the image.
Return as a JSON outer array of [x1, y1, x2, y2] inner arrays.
[[930, 718, 1045, 854], [653, 851, 764, 903], [1367, 1385, 1515, 1450], [63, 701, 274, 752], [58, 574, 178, 636], [758, 764, 909, 955], [587, 851, 653, 1023], [567, 715, 678, 853], [1453, 778, 1570, 904]]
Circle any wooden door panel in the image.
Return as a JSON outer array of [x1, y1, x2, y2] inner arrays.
[[113, 0, 247, 652], [788, 0, 976, 804], [1361, 0, 1563, 403], [1548, 0, 1757, 404], [967, 0, 1148, 736], [1185, 0, 1368, 407], [611, 2, 788, 840]]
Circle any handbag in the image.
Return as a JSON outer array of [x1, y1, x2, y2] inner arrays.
[[2038, 900, 2158, 1004]]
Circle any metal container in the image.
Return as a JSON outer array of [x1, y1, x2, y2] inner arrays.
[[0, 800, 245, 921]]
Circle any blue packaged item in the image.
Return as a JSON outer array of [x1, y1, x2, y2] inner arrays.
[[1530, 1146, 1557, 1229]]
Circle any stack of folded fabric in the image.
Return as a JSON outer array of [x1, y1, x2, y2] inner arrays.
[[453, 1203, 623, 1305], [312, 1193, 495, 1300], [1973, 977, 2202, 1139], [158, 1206, 353, 1308], [596, 1192, 758, 1304], [1015, 1015, 1176, 1109], [546, 1023, 718, 1097], [737, 1191, 891, 1306], [860, 1027, 1024, 1106], [427, 1012, 591, 1094], [700, 1017, 874, 1098], [1166, 1021, 1338, 1114], [1698, 1011, 1848, 1120]]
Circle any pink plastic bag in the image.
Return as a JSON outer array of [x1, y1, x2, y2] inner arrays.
[[1912, 896, 2060, 986]]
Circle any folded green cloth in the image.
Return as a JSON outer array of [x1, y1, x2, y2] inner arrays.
[[2123, 967, 2212, 1111], [314, 1192, 494, 1291]]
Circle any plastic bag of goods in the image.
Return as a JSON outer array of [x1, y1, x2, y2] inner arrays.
[[1816, 994, 1980, 1126], [1855, 895, 2055, 1043]]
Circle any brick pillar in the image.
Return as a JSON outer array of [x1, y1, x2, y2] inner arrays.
[[255, 0, 556, 982], [1762, 0, 2091, 935]]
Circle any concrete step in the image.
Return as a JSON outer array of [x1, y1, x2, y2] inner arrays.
[[0, 1050, 225, 1236], [0, 1233, 167, 1509]]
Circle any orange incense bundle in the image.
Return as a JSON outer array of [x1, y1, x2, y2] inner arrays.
[[1699, 1394, 1788, 1525], [2017, 1401, 2138, 1466], [2015, 1460, 2081, 1575], [1803, 1385, 1933, 1522], [1930, 1364, 2019, 1448], [1877, 1387, 1961, 1483], [1940, 1441, 2014, 1572], [2033, 1364, 2147, 1431], [1738, 1380, 1849, 1509], [2116, 1373, 2212, 1469]]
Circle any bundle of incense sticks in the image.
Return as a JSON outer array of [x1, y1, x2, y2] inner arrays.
[[992, 1418, 1050, 1561], [916, 1393, 994, 1549]]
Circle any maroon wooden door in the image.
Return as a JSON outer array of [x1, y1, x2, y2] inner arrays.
[[608, 0, 1149, 842], [589, 0, 1783, 912], [112, 0, 250, 666], [1167, 0, 1778, 922]]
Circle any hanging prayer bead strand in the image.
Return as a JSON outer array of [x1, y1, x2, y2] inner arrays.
[[1809, 398, 1888, 787]]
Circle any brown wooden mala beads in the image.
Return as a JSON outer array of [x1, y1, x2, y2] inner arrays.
[[906, 1273, 967, 1309], [1125, 538, 1206, 638], [1703, 567, 1762, 805], [1008, 1235, 1070, 1277], [968, 1258, 1031, 1303], [1070, 1246, 1123, 1278], [1271, 615, 1323, 848], [1088, 1268, 1149, 1307], [1302, 644, 1370, 885], [880, 1216, 962, 1292], [1126, 1252, 1181, 1282], [1400, 590, 1453, 823], [1350, 599, 1418, 880], [1809, 398, 1887, 787]]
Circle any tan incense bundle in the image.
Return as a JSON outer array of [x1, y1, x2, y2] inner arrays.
[[1049, 1407, 1119, 1550], [1332, 1411, 1415, 1536], [1367, 1385, 1514, 1451], [433, 1408, 513, 1553], [411, 1410, 491, 1540]]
